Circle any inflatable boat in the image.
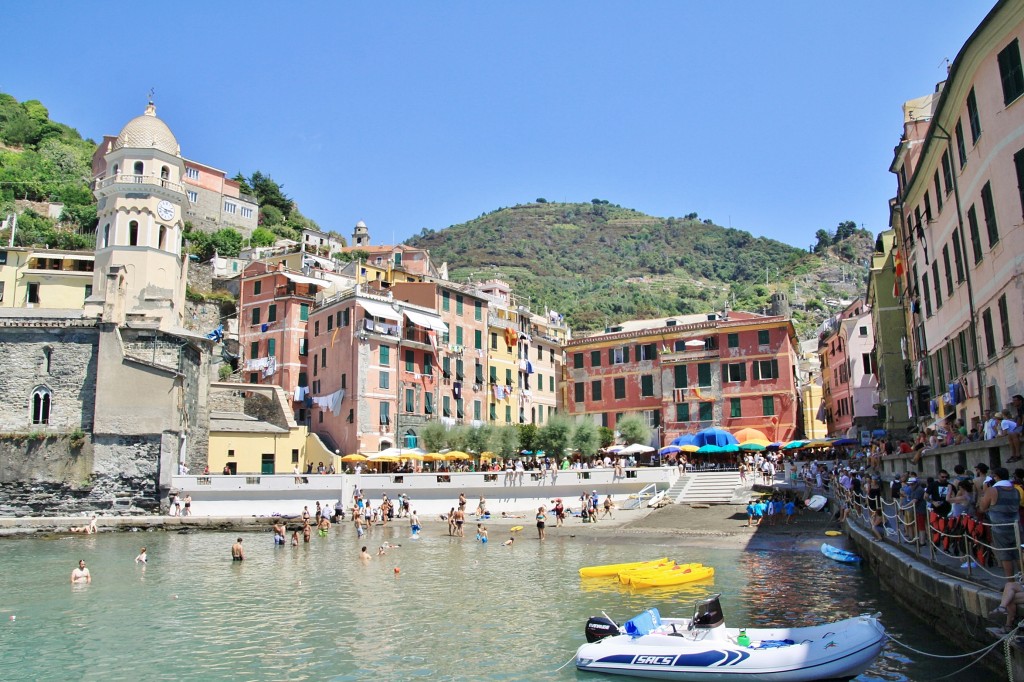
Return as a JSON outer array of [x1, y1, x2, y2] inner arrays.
[[580, 558, 668, 578], [576, 594, 885, 681]]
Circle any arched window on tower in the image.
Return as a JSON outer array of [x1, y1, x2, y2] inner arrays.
[[129, 221, 139, 246], [133, 161, 144, 180], [160, 165, 169, 180], [159, 225, 168, 251], [101, 223, 110, 248], [31, 387, 52, 425]]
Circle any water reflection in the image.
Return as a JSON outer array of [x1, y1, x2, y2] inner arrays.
[[0, 529, 982, 681]]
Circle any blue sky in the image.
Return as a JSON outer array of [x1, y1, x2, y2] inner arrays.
[[2, 2, 994, 248]]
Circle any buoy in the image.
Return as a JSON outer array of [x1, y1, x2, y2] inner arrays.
[[172, 595, 178, 600], [394, 567, 400, 575], [9, 615, 15, 621], [825, 530, 843, 537]]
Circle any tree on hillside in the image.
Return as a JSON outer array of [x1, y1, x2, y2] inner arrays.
[[231, 172, 255, 197], [247, 171, 292, 218], [249, 227, 277, 247], [833, 220, 857, 243], [813, 229, 832, 253]]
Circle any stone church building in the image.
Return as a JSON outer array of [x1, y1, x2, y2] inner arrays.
[[0, 103, 212, 515]]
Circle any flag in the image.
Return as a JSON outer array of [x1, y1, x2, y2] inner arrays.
[[331, 326, 339, 348], [892, 247, 904, 298]]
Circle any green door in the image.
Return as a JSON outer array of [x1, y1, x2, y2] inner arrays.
[[261, 454, 275, 475]]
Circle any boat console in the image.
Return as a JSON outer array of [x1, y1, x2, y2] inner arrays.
[[691, 593, 724, 629]]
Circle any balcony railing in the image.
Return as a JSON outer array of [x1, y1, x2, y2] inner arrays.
[[95, 174, 184, 195]]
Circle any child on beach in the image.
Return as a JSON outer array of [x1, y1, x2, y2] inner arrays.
[[784, 499, 796, 524], [746, 500, 758, 527], [477, 524, 488, 543]]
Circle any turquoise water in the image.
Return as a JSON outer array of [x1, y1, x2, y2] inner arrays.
[[0, 526, 977, 681]]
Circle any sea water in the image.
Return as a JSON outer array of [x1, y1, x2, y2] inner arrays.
[[0, 526, 979, 681]]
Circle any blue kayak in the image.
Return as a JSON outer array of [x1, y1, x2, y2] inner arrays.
[[821, 542, 861, 563]]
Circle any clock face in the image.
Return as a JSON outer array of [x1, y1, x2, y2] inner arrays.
[[157, 200, 175, 221]]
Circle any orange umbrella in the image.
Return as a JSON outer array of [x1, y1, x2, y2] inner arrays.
[[733, 427, 769, 443]]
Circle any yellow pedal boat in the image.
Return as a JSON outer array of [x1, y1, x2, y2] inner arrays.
[[618, 562, 700, 585], [630, 564, 715, 588], [579, 558, 669, 578]]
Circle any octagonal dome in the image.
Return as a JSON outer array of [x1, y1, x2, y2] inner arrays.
[[112, 102, 180, 156]]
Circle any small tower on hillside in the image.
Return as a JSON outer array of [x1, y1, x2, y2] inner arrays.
[[770, 291, 791, 318], [352, 220, 370, 247]]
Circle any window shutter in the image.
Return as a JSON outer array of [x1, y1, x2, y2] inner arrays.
[[674, 364, 687, 389], [608, 349, 615, 364], [752, 361, 760, 380], [738, 363, 746, 381], [771, 359, 779, 379], [623, 346, 630, 363]]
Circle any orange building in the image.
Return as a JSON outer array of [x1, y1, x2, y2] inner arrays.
[[565, 308, 799, 446]]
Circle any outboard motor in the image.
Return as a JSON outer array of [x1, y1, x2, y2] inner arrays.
[[692, 593, 725, 629], [585, 616, 620, 642]]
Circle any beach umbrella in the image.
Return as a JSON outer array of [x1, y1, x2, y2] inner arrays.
[[659, 445, 682, 455], [680, 444, 700, 453], [446, 451, 471, 460], [400, 452, 425, 461], [620, 443, 655, 455], [804, 439, 832, 448], [721, 444, 740, 453], [371, 455, 400, 463], [480, 451, 497, 459], [670, 434, 698, 447], [341, 453, 367, 462], [694, 427, 739, 447], [783, 440, 806, 450], [423, 453, 445, 461], [733, 427, 768, 443], [767, 442, 783, 450], [739, 442, 766, 451], [696, 444, 724, 454], [832, 437, 859, 446]]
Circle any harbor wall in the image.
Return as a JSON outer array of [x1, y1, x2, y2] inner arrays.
[[170, 467, 677, 516]]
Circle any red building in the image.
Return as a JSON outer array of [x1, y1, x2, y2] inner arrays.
[[565, 309, 799, 446]]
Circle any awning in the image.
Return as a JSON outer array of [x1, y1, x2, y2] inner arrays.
[[358, 299, 402, 321], [283, 271, 329, 287], [403, 308, 448, 334]]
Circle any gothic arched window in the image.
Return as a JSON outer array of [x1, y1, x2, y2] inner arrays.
[[133, 161, 144, 176], [31, 387, 52, 425], [129, 220, 139, 246]]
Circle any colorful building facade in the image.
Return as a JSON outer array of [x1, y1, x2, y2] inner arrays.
[[889, 0, 1024, 428], [565, 309, 799, 446]]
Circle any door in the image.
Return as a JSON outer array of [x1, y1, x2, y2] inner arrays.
[[261, 454, 275, 475]]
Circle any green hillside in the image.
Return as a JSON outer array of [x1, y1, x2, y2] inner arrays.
[[407, 201, 871, 338]]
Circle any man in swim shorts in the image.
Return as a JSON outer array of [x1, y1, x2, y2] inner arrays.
[[410, 510, 421, 536], [273, 521, 287, 545], [231, 538, 245, 561], [453, 507, 465, 537]]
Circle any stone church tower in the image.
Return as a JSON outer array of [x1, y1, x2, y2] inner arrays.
[[351, 219, 370, 247], [85, 101, 188, 329]]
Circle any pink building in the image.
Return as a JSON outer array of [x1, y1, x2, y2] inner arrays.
[[819, 300, 878, 438], [891, 0, 1024, 427]]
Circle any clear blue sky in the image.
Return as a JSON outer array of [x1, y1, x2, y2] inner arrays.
[[2, 1, 994, 248]]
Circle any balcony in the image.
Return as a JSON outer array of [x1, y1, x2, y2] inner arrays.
[[661, 349, 720, 362], [95, 173, 185, 196]]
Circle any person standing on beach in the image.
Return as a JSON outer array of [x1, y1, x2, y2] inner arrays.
[[554, 499, 565, 527], [536, 506, 547, 541], [71, 559, 91, 583], [453, 507, 466, 537], [602, 495, 614, 519], [273, 520, 287, 545], [182, 494, 192, 517], [410, 510, 421, 536], [231, 538, 245, 561], [446, 507, 456, 535]]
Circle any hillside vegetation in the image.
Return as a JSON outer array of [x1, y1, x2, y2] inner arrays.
[[407, 201, 872, 338]]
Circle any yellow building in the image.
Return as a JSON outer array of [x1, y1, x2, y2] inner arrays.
[[0, 247, 95, 309], [208, 413, 336, 475]]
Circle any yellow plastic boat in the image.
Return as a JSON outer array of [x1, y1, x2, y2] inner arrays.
[[579, 558, 669, 578], [631, 564, 715, 588], [618, 562, 700, 585]]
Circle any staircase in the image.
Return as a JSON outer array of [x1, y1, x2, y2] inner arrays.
[[673, 471, 746, 504]]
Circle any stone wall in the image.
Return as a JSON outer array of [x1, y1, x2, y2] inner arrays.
[[0, 433, 162, 515], [0, 324, 99, 433], [187, 261, 214, 294]]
